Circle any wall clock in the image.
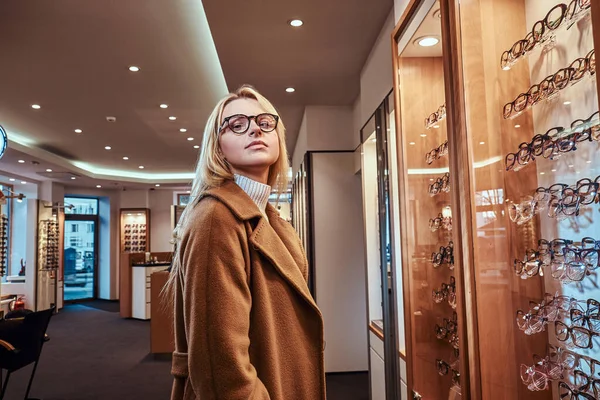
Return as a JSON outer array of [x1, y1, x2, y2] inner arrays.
[[0, 125, 7, 160]]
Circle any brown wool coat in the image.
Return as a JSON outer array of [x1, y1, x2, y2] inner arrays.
[[170, 181, 326, 400]]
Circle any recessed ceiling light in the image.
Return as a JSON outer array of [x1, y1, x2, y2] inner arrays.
[[123, 156, 129, 160], [587, 160, 592, 163], [289, 19, 303, 27], [96, 185, 102, 188], [105, 146, 111, 150], [409, 142, 416, 145], [480, 141, 485, 145], [569, 164, 574, 168], [160, 104, 168, 109], [187, 137, 194, 141], [46, 168, 52, 172], [74, 129, 82, 133], [180, 128, 187, 133], [416, 36, 439, 47], [169, 116, 176, 121], [31, 104, 41, 109], [187, 190, 191, 193], [193, 145, 200, 149], [128, 66, 140, 72], [138, 165, 144, 169], [155, 184, 160, 187], [540, 172, 545, 175], [71, 177, 76, 180], [286, 87, 296, 93], [433, 125, 440, 129], [563, 101, 571, 105], [9, 178, 15, 182], [420, 133, 427, 137], [18, 160, 25, 163], [551, 169, 557, 172], [515, 125, 521, 128], [20, 181, 26, 184], [430, 178, 434, 181]]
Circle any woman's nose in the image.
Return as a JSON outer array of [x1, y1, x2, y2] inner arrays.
[[248, 119, 262, 136]]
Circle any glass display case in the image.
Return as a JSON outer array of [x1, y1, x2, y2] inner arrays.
[[393, 1, 466, 398], [291, 156, 315, 295], [119, 208, 150, 253], [360, 94, 404, 399], [392, 0, 600, 399], [457, 0, 599, 399]]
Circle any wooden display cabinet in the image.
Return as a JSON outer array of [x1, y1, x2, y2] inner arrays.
[[392, 0, 600, 399], [119, 208, 150, 254]]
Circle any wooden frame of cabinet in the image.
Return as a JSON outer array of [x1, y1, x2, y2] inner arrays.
[[392, 1, 600, 399]]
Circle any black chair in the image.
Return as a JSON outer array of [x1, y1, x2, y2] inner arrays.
[[0, 307, 54, 400]]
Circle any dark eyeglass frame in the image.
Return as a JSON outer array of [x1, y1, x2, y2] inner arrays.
[[558, 380, 596, 400], [503, 50, 595, 119], [219, 113, 279, 135], [555, 321, 599, 349]]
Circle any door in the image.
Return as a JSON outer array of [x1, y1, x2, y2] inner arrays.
[[63, 219, 97, 301]]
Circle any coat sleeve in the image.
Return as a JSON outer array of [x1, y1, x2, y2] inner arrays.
[[181, 199, 271, 400]]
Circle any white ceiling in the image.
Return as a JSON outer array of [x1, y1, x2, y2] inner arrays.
[[0, 0, 393, 189], [401, 2, 443, 58]]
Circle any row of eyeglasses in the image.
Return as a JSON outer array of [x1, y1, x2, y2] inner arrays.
[[429, 213, 452, 232], [435, 311, 459, 350], [507, 175, 600, 224], [520, 344, 599, 397], [514, 237, 600, 282], [432, 276, 457, 310], [505, 111, 600, 172], [516, 293, 599, 349], [435, 358, 460, 388], [431, 240, 454, 270]]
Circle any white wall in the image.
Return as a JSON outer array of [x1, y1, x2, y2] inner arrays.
[[292, 112, 308, 174], [359, 12, 395, 135], [291, 106, 354, 173], [149, 189, 174, 252], [312, 152, 368, 372], [394, 0, 411, 24], [305, 106, 355, 151]]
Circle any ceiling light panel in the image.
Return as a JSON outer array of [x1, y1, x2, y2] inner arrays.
[[289, 19, 303, 27]]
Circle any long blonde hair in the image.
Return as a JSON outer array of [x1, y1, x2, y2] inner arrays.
[[164, 85, 289, 296]]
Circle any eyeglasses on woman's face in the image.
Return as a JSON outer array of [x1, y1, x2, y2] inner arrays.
[[220, 113, 279, 135]]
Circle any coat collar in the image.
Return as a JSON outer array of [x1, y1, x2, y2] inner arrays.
[[202, 181, 319, 312]]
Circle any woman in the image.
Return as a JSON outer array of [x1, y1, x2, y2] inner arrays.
[[166, 85, 326, 400]]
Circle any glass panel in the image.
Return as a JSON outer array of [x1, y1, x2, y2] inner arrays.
[[0, 184, 11, 281], [65, 197, 98, 215], [458, 0, 599, 398], [387, 92, 407, 357], [395, 0, 461, 398], [64, 220, 95, 301], [362, 115, 384, 335], [120, 211, 148, 253]]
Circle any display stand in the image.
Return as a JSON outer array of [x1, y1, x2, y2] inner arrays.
[[392, 0, 600, 399], [35, 201, 62, 312], [119, 208, 150, 254], [119, 251, 171, 318]]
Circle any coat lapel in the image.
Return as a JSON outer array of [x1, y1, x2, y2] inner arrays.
[[203, 181, 319, 312], [249, 214, 318, 311]]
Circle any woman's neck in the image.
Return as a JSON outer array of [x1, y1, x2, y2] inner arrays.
[[231, 168, 269, 185]]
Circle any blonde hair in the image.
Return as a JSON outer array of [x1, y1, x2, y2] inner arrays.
[[164, 85, 289, 297]]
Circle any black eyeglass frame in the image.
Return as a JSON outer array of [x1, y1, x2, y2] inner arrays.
[[219, 113, 280, 135]]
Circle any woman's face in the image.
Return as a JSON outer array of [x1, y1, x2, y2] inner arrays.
[[219, 98, 280, 181]]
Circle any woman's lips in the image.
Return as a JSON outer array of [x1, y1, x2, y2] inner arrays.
[[246, 140, 267, 149]]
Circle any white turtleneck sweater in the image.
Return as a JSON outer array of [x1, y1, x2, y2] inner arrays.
[[234, 174, 271, 220]]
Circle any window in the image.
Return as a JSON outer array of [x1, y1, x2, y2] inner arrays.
[[64, 197, 99, 215], [71, 224, 78, 233]]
